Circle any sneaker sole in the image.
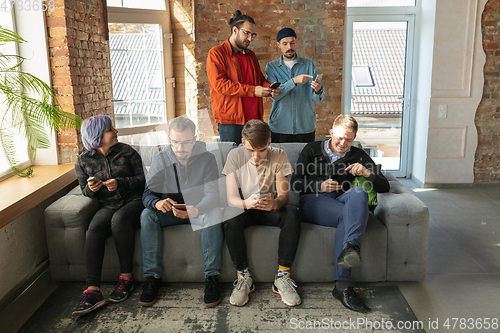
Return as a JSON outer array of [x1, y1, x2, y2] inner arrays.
[[72, 299, 107, 317], [272, 284, 301, 307], [204, 297, 221, 308], [139, 286, 162, 307], [108, 284, 135, 303], [338, 253, 362, 269], [229, 284, 255, 306]]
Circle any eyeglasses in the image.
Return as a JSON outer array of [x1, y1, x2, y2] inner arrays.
[[238, 27, 257, 39], [170, 138, 195, 147]]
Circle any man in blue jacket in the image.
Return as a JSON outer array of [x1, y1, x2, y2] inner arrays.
[[265, 27, 325, 143], [140, 117, 223, 308]]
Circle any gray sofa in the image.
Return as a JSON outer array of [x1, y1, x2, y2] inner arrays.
[[45, 142, 429, 283]]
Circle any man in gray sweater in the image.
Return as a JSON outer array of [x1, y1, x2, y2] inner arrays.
[[140, 117, 223, 308]]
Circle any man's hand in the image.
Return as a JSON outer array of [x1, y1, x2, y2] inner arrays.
[[293, 74, 313, 85], [345, 163, 371, 178], [245, 194, 260, 210], [155, 198, 177, 213], [88, 179, 103, 192], [253, 196, 276, 211], [172, 205, 199, 219], [311, 77, 322, 92], [271, 86, 280, 98], [102, 179, 118, 192], [254, 85, 272, 97], [321, 179, 342, 193]]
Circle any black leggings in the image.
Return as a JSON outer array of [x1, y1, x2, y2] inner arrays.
[[85, 200, 143, 287]]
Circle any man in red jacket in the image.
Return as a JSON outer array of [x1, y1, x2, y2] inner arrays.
[[207, 10, 279, 144]]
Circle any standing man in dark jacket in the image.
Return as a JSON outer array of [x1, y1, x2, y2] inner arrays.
[[291, 115, 390, 313], [207, 10, 279, 144], [139, 117, 223, 308]]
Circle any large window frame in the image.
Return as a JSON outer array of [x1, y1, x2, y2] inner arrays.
[[107, 3, 175, 137], [344, 3, 420, 178]]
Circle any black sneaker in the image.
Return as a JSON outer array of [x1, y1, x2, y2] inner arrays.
[[337, 242, 362, 269], [72, 289, 107, 317], [332, 286, 370, 313], [139, 276, 162, 307], [204, 275, 221, 308], [109, 275, 134, 303]]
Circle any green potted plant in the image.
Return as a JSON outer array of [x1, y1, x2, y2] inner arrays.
[[0, 27, 81, 177]]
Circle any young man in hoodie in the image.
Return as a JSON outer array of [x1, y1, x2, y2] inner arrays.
[[290, 115, 390, 313], [140, 117, 223, 308]]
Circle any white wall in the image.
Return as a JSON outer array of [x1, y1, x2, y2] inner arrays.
[[423, 0, 486, 184], [411, 0, 437, 185], [0, 191, 65, 302]]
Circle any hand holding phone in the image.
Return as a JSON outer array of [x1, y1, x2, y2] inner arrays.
[[269, 82, 280, 89]]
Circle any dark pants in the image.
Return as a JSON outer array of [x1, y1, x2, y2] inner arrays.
[[218, 123, 245, 145], [271, 131, 315, 143], [299, 187, 369, 282], [223, 205, 301, 270], [85, 199, 143, 287]]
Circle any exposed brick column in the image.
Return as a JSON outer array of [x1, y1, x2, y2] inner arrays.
[[195, 0, 345, 140], [474, 0, 500, 182], [46, 0, 113, 163]]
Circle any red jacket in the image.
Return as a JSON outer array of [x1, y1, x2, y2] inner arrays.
[[207, 40, 270, 125]]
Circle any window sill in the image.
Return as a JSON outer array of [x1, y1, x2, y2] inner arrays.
[[0, 164, 77, 229]]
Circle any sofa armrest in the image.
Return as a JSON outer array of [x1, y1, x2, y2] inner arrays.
[[374, 176, 429, 281], [44, 186, 100, 281]]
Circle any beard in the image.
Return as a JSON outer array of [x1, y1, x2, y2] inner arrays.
[[283, 50, 296, 59], [235, 36, 250, 50]]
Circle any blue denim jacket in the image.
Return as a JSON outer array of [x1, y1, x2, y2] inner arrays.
[[265, 56, 325, 135]]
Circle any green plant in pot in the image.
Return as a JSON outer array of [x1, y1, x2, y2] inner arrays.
[[0, 27, 81, 177]]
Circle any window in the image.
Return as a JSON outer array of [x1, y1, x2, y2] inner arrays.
[[0, 6, 30, 178], [107, 1, 174, 146], [347, 0, 416, 7], [352, 66, 375, 87], [107, 0, 166, 10]]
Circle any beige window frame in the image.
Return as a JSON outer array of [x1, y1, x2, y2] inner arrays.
[[107, 4, 175, 137]]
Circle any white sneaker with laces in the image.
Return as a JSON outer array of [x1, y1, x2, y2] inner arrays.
[[229, 272, 255, 306], [272, 272, 301, 306]]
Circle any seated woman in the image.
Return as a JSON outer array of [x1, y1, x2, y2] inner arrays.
[[72, 115, 145, 317]]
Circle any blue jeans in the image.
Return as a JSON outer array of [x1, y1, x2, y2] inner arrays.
[[217, 123, 244, 145], [299, 187, 369, 282], [140, 208, 224, 278]]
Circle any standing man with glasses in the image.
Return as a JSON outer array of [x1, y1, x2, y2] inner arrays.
[[139, 117, 224, 308], [265, 28, 325, 143], [207, 10, 280, 144]]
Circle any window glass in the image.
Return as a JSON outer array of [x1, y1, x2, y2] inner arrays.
[[107, 0, 166, 10], [347, 0, 416, 7]]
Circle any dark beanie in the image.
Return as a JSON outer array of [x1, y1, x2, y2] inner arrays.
[[277, 28, 297, 42]]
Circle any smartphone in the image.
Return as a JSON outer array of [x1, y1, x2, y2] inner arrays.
[[87, 177, 99, 184], [315, 74, 323, 81], [257, 192, 270, 198], [269, 82, 280, 89], [173, 204, 187, 211]]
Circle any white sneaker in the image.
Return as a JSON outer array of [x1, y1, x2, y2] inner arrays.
[[272, 273, 301, 306], [229, 272, 255, 306]]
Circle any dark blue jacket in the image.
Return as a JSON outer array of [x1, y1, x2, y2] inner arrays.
[[142, 141, 220, 215]]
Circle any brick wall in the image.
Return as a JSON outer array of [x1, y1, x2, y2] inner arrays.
[[474, 0, 500, 182], [195, 0, 345, 140], [46, 0, 113, 163]]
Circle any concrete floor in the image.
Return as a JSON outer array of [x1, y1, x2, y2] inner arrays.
[[1, 179, 500, 332]]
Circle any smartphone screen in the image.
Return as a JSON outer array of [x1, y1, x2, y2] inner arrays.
[[270, 82, 280, 89], [316, 74, 323, 81], [173, 204, 187, 211]]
